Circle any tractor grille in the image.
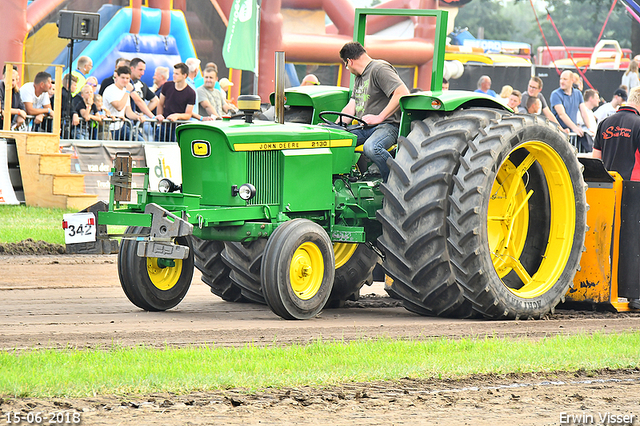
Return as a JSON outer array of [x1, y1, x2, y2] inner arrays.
[[247, 150, 281, 205]]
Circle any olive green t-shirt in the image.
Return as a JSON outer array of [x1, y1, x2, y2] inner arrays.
[[352, 59, 403, 125]]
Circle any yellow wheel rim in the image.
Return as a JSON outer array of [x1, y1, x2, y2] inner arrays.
[[290, 242, 324, 300], [147, 257, 183, 291], [487, 141, 575, 299], [333, 242, 358, 269]]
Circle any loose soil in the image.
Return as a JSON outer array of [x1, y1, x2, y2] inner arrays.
[[1, 254, 640, 425]]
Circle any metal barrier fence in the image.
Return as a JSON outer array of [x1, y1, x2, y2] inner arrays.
[[17, 116, 192, 143], [568, 132, 593, 154]]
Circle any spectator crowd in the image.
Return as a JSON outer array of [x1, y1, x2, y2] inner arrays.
[[2, 55, 639, 148], [465, 63, 640, 153], [0, 55, 238, 142]]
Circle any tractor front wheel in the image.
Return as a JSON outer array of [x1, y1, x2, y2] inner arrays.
[[261, 219, 335, 320], [118, 226, 194, 311]]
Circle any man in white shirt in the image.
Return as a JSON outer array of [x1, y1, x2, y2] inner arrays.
[[577, 89, 599, 137], [102, 66, 146, 140], [594, 88, 627, 123], [20, 71, 53, 130]]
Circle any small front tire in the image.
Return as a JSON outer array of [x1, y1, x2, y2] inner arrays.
[[118, 226, 194, 311], [261, 219, 335, 320]]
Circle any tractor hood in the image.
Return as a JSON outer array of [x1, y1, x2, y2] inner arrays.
[[176, 119, 355, 151]]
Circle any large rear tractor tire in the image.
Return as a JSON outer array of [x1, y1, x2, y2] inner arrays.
[[118, 226, 194, 311], [327, 243, 380, 308], [261, 219, 335, 320], [192, 237, 246, 302], [222, 240, 268, 304], [448, 114, 587, 319], [377, 108, 502, 317]]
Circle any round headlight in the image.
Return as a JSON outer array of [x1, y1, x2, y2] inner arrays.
[[158, 178, 176, 193], [238, 183, 256, 200]]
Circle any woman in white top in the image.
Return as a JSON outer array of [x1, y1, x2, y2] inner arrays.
[[498, 85, 513, 105], [622, 60, 640, 91]]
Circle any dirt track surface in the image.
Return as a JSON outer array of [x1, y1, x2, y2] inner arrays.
[[2, 254, 640, 425]]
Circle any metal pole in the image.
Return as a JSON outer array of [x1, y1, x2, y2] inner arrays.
[[274, 51, 285, 124], [66, 39, 74, 137]]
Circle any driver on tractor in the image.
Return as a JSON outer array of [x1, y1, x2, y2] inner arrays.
[[339, 42, 409, 182]]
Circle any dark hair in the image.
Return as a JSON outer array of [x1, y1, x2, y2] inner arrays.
[[62, 73, 78, 87], [130, 57, 145, 68], [203, 67, 218, 77], [34, 71, 52, 85], [339, 42, 366, 62], [3, 64, 18, 74], [115, 66, 131, 76], [115, 57, 130, 69], [530, 76, 543, 90], [526, 95, 539, 110], [511, 89, 522, 99], [584, 89, 598, 102], [174, 62, 189, 76]]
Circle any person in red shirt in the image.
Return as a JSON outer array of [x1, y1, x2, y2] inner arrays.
[[593, 85, 640, 310]]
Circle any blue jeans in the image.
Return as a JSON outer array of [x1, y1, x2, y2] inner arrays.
[[352, 123, 399, 181], [155, 122, 177, 142], [111, 126, 132, 141]]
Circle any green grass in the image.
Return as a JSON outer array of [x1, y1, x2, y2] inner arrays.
[[0, 205, 77, 244], [0, 205, 126, 244], [1, 332, 639, 398]]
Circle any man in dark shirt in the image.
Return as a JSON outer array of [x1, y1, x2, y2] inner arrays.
[[128, 57, 158, 118], [593, 85, 640, 310], [339, 42, 409, 182], [155, 62, 196, 142], [593, 86, 640, 180]]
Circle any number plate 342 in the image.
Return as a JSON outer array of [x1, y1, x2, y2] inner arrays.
[[62, 213, 97, 244]]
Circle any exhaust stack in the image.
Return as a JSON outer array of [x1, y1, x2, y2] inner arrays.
[[274, 51, 285, 124]]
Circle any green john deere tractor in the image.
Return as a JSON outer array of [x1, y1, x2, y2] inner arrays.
[[66, 8, 587, 320]]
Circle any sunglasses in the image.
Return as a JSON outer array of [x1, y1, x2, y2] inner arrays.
[[87, 83, 97, 87]]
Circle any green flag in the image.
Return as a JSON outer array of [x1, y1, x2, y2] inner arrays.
[[223, 0, 258, 72]]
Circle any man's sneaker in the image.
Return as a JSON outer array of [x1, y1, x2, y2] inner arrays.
[[629, 299, 640, 310]]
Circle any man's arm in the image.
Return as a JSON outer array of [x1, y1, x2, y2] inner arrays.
[[129, 91, 156, 118], [108, 90, 130, 112], [124, 105, 145, 122], [147, 96, 159, 113], [541, 106, 560, 124], [340, 98, 356, 116], [579, 103, 595, 132], [22, 101, 50, 116], [167, 104, 193, 121], [155, 94, 165, 120], [362, 84, 409, 125], [222, 100, 238, 114], [592, 149, 602, 159], [553, 103, 584, 136], [198, 100, 219, 118]]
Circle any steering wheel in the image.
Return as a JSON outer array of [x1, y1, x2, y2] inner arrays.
[[318, 111, 368, 132]]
